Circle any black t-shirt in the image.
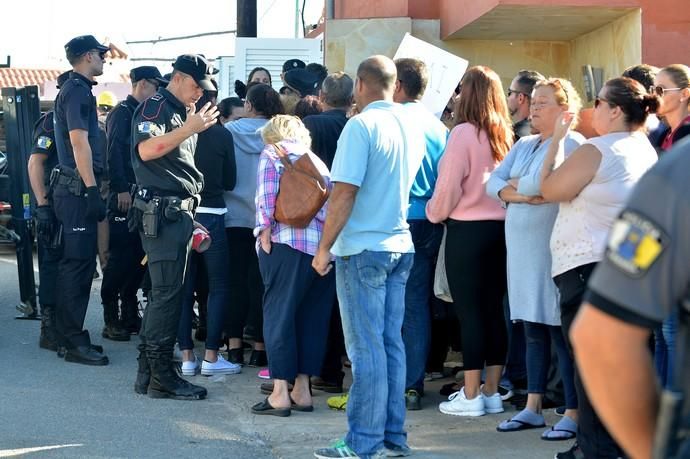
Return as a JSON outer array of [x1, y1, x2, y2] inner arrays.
[[53, 72, 104, 174], [30, 111, 58, 185], [106, 95, 139, 193], [303, 109, 348, 169], [194, 123, 236, 208], [513, 118, 531, 142], [131, 88, 204, 198]]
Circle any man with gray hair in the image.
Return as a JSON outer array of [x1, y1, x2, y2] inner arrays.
[[313, 55, 425, 459], [303, 71, 353, 168]]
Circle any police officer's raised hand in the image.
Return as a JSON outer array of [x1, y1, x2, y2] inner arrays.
[[85, 186, 106, 222], [184, 102, 219, 134]]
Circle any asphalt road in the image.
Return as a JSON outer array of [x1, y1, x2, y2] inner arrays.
[[0, 246, 567, 458]]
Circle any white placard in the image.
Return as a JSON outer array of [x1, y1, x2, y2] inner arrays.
[[393, 33, 469, 118]]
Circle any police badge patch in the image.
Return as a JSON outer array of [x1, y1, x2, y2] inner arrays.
[[36, 135, 53, 149], [606, 210, 668, 278], [137, 122, 162, 136]]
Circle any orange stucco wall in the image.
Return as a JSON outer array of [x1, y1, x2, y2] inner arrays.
[[639, 0, 690, 66], [334, 0, 439, 19], [334, 0, 690, 66]]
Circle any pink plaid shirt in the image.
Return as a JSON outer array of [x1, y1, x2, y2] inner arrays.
[[254, 139, 331, 256]]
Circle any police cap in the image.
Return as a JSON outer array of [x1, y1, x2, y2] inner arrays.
[[282, 59, 306, 73], [64, 35, 109, 57], [283, 68, 319, 97], [130, 66, 168, 85], [172, 54, 216, 91]]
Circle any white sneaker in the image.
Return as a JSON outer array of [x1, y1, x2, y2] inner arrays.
[[181, 355, 199, 376], [482, 387, 505, 414], [201, 354, 242, 376], [439, 387, 485, 417]]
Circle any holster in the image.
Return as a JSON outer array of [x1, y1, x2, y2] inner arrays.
[[133, 196, 161, 238], [53, 165, 85, 197]]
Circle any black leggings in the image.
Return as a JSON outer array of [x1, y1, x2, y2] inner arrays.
[[555, 263, 623, 458], [445, 219, 507, 371], [225, 227, 264, 342]]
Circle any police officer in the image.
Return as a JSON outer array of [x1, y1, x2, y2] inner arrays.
[[53, 35, 109, 366], [100, 66, 167, 341], [571, 138, 690, 459], [27, 71, 71, 351], [131, 54, 218, 400]]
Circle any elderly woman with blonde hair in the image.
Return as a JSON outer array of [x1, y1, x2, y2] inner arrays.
[[487, 77, 584, 440], [250, 115, 336, 417]]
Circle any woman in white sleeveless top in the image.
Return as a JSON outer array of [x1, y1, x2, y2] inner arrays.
[[539, 77, 660, 458]]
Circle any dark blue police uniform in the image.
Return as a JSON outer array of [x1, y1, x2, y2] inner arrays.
[[30, 111, 62, 350], [53, 71, 107, 362], [100, 94, 146, 335], [131, 86, 205, 399]]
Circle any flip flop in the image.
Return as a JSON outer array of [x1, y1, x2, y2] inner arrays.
[[251, 398, 291, 417], [497, 418, 546, 432], [290, 396, 314, 412], [541, 426, 577, 441]]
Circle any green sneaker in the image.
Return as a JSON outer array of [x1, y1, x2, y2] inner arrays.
[[314, 439, 386, 459], [327, 393, 349, 411]]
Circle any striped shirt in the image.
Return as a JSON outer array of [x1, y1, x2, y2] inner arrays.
[[254, 139, 331, 256]]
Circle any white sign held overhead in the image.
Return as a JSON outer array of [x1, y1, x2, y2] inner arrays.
[[393, 33, 469, 118]]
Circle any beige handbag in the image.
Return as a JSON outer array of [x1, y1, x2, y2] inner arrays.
[[433, 224, 453, 302]]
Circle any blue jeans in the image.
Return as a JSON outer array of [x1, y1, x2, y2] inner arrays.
[[524, 322, 577, 409], [402, 220, 442, 393], [654, 314, 677, 388], [336, 251, 413, 458], [178, 213, 230, 351]]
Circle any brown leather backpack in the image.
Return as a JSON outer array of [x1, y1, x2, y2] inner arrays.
[[273, 143, 330, 228]]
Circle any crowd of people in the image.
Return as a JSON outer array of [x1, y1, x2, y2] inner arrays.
[[25, 34, 690, 459]]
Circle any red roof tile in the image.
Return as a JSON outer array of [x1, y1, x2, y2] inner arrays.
[[0, 68, 63, 94]]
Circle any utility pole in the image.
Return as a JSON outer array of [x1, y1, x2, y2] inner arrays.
[[237, 0, 257, 38]]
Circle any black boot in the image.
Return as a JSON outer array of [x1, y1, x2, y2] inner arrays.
[[121, 300, 142, 335], [134, 346, 150, 395], [147, 349, 207, 400], [248, 349, 268, 367], [102, 301, 130, 341], [39, 304, 59, 351]]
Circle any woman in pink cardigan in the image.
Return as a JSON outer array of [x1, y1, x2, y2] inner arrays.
[[427, 66, 513, 417]]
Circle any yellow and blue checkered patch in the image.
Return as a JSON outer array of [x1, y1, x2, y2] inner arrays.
[[606, 210, 667, 278]]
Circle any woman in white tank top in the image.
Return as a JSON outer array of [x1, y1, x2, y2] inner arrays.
[[538, 77, 660, 458]]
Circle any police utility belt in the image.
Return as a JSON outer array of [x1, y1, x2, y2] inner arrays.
[[132, 190, 197, 239], [49, 165, 85, 197]]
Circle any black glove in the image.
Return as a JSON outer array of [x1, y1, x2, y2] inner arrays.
[[234, 80, 247, 99], [85, 186, 106, 222], [34, 205, 57, 239]]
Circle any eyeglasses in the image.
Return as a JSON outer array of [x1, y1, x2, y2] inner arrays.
[[594, 97, 612, 109], [507, 89, 528, 98], [649, 85, 683, 97], [90, 50, 107, 60]]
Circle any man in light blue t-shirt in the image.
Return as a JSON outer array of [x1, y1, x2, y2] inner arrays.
[[312, 55, 425, 459], [393, 58, 448, 411]]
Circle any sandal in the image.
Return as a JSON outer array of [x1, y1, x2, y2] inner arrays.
[[497, 418, 546, 432], [541, 416, 577, 441], [290, 396, 314, 412], [251, 397, 291, 417]]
